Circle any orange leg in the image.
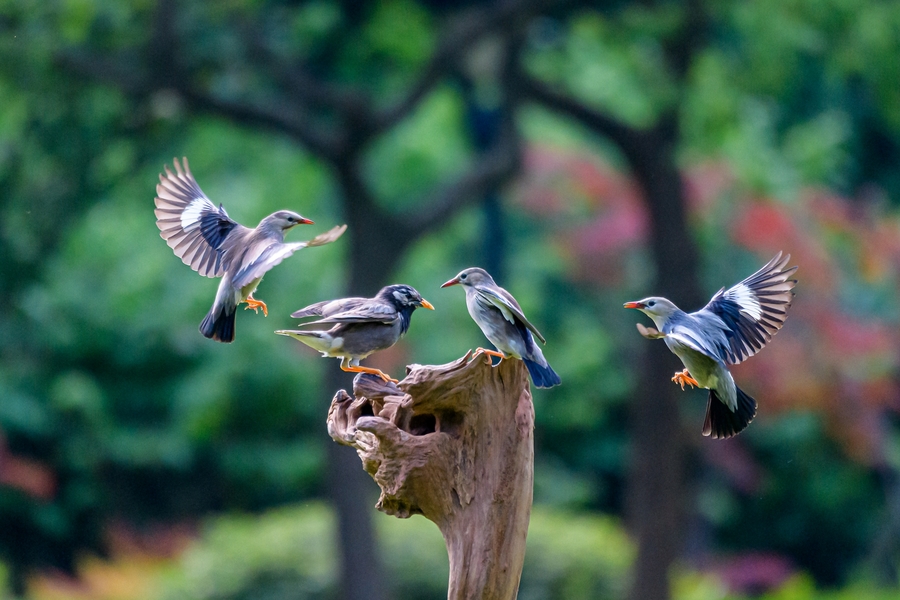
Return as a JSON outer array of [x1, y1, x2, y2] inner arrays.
[[242, 296, 268, 317], [340, 362, 398, 384], [671, 369, 699, 390], [473, 347, 505, 365]]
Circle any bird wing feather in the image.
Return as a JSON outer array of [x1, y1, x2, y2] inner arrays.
[[664, 330, 711, 356], [230, 224, 348, 289], [301, 298, 398, 326], [699, 252, 798, 364], [154, 157, 250, 278], [291, 297, 368, 319], [474, 285, 547, 344]]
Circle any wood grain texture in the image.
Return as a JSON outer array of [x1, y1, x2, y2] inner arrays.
[[327, 352, 534, 600]]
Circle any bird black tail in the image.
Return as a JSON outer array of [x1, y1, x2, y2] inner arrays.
[[523, 358, 561, 389], [703, 386, 757, 439], [199, 305, 236, 343]]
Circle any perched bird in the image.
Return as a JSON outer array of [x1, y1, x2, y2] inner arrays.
[[276, 284, 434, 382], [441, 267, 561, 389], [624, 252, 797, 439], [154, 157, 346, 343]]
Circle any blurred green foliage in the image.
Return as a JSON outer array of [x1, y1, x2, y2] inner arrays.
[[1, 0, 900, 597], [155, 503, 634, 600]]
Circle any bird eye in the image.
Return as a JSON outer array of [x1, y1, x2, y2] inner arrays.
[[460, 273, 467, 280], [648, 300, 656, 307]]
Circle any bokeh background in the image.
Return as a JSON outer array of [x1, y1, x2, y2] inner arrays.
[[2, 1, 900, 599]]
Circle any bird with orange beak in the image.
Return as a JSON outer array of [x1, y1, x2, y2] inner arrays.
[[155, 157, 346, 342], [276, 284, 434, 383], [624, 252, 797, 438], [442, 267, 560, 389]]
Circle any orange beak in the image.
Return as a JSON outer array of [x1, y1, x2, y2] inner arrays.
[[440, 277, 460, 288], [419, 299, 435, 310], [298, 217, 314, 225], [623, 301, 645, 309]]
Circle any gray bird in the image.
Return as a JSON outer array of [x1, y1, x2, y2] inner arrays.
[[154, 157, 346, 343], [624, 252, 797, 439], [275, 284, 434, 382], [441, 267, 561, 389]]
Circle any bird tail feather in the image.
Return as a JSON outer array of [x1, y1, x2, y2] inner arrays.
[[274, 329, 332, 353], [703, 386, 757, 439], [200, 304, 236, 343], [523, 358, 561, 389]]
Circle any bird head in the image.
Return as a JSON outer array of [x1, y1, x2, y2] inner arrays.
[[440, 267, 495, 289], [261, 210, 314, 233], [379, 284, 435, 311], [623, 296, 679, 330]]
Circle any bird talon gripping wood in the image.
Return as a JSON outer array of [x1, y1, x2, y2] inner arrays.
[[474, 347, 505, 364], [625, 252, 797, 439], [154, 157, 346, 342], [442, 268, 561, 389], [277, 284, 433, 383]]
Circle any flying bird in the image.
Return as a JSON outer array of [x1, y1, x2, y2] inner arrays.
[[441, 267, 561, 389], [154, 157, 346, 343], [624, 252, 797, 439], [276, 284, 434, 382]]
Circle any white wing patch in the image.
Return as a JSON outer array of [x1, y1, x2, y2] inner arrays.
[[727, 283, 762, 321], [181, 197, 214, 231]]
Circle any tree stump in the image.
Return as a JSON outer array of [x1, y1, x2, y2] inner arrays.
[[327, 351, 535, 600]]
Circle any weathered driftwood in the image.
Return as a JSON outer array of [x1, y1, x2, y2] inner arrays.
[[327, 351, 535, 600]]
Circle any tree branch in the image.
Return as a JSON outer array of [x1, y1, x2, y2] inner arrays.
[[518, 72, 651, 160], [403, 121, 520, 238], [372, 0, 533, 135], [56, 49, 344, 160]]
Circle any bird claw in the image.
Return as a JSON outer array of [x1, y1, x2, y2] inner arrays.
[[342, 364, 397, 384], [671, 369, 699, 390], [473, 347, 504, 365], [243, 297, 268, 317]]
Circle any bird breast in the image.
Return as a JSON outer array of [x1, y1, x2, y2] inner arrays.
[[334, 320, 402, 358]]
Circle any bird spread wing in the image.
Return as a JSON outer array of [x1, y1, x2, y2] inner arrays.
[[154, 157, 249, 278], [473, 285, 547, 344], [699, 252, 798, 364], [301, 298, 398, 327], [291, 297, 368, 319], [667, 323, 726, 362], [230, 224, 348, 289], [664, 329, 716, 357]]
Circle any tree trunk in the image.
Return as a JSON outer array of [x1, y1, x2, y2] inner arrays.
[[327, 353, 534, 600], [626, 117, 703, 600]]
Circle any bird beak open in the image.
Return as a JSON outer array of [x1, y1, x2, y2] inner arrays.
[[623, 301, 644, 309], [419, 299, 435, 310], [440, 277, 460, 288]]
